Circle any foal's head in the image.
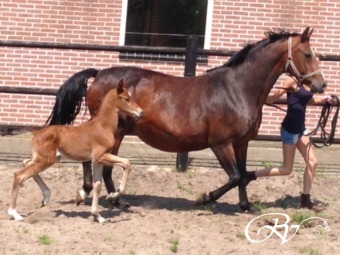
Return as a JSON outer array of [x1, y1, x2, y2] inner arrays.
[[113, 79, 143, 120], [283, 27, 327, 93]]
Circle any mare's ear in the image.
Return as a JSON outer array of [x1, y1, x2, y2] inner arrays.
[[301, 27, 314, 42], [117, 79, 124, 94]]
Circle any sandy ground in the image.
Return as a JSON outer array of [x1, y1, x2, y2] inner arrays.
[[0, 133, 339, 255], [0, 158, 339, 255]]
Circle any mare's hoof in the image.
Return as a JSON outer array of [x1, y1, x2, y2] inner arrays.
[[240, 203, 259, 214], [106, 193, 131, 209], [76, 189, 87, 206], [196, 193, 211, 206], [106, 192, 119, 204], [116, 198, 131, 209]]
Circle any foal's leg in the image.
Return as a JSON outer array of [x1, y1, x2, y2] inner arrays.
[[97, 153, 131, 201], [76, 135, 124, 206], [196, 144, 241, 205], [33, 174, 51, 206], [8, 161, 52, 221], [22, 159, 52, 206], [103, 135, 125, 204], [91, 163, 105, 223]]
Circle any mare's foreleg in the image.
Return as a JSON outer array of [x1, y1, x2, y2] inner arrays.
[[196, 144, 241, 205]]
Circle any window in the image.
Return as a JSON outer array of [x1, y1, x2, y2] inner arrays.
[[120, 0, 213, 49]]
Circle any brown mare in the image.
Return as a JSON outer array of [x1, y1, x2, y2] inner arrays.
[[8, 80, 143, 223], [46, 27, 327, 212]]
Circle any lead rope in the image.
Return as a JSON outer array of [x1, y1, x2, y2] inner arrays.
[[306, 95, 340, 148]]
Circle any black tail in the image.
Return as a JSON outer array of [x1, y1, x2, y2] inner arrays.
[[45, 68, 99, 126]]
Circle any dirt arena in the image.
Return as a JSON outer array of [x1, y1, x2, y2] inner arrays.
[[0, 135, 339, 255]]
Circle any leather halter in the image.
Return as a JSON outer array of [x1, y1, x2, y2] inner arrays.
[[285, 37, 322, 85]]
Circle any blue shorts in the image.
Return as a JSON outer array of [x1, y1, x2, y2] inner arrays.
[[281, 127, 303, 145]]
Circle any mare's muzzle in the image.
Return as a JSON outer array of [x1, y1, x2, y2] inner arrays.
[[309, 81, 327, 94]]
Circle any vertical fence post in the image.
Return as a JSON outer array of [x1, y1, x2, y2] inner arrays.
[[176, 36, 198, 171]]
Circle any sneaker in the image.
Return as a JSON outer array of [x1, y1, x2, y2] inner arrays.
[[300, 194, 328, 212]]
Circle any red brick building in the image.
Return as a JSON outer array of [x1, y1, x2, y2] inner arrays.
[[1, 0, 339, 138]]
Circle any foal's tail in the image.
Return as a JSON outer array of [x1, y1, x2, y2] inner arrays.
[[45, 68, 99, 126]]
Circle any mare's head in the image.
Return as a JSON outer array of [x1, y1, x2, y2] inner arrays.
[[113, 79, 143, 120], [282, 27, 327, 93]]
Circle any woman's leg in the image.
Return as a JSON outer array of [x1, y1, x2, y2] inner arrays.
[[296, 135, 317, 194], [297, 135, 327, 211], [255, 143, 296, 177]]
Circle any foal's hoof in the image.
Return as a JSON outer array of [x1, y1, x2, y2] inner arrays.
[[195, 193, 211, 206], [76, 189, 87, 206], [93, 214, 106, 224], [8, 209, 24, 221]]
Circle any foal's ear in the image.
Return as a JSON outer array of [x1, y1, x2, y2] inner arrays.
[[301, 27, 314, 42], [117, 79, 125, 94]]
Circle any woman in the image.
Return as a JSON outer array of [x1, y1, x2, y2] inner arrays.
[[247, 77, 332, 212]]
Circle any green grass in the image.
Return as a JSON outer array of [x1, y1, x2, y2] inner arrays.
[[38, 234, 53, 245], [292, 211, 313, 228], [253, 201, 268, 211], [169, 237, 179, 253], [236, 231, 246, 240], [298, 246, 322, 255], [261, 161, 273, 168], [177, 182, 193, 194]]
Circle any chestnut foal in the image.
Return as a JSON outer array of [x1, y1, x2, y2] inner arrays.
[[8, 79, 143, 223]]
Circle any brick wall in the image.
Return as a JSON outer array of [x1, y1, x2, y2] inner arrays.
[[1, 0, 339, 137]]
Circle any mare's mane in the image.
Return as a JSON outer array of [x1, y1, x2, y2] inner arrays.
[[207, 29, 300, 72]]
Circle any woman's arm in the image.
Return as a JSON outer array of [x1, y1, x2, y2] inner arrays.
[[266, 77, 296, 104], [308, 95, 332, 105]]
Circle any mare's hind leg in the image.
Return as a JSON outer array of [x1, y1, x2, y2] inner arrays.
[[234, 143, 253, 211], [196, 143, 241, 206], [8, 161, 53, 221], [76, 163, 118, 206], [103, 135, 125, 205], [76, 161, 93, 206]]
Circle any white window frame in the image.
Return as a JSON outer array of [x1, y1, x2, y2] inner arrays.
[[119, 0, 214, 49]]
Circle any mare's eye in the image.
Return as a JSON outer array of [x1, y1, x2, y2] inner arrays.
[[125, 98, 131, 103]]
